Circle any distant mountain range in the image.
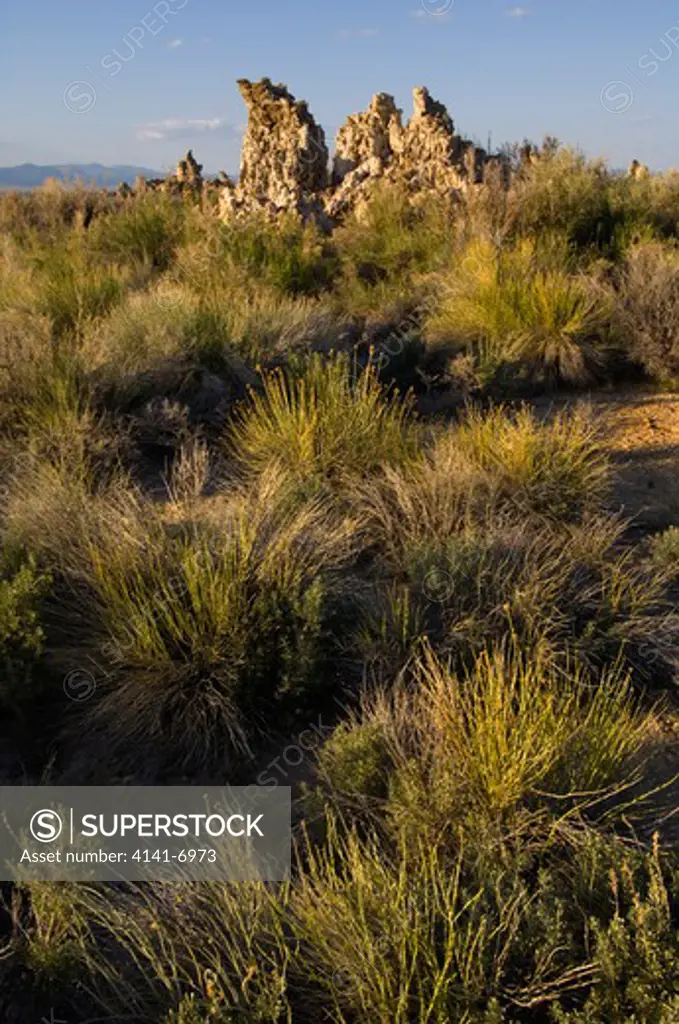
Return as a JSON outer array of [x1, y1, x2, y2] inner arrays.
[[0, 163, 165, 190]]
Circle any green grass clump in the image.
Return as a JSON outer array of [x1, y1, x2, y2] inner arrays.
[[426, 239, 612, 385], [230, 352, 419, 488], [79, 471, 358, 774], [318, 644, 648, 838], [352, 403, 609, 574], [454, 403, 609, 521], [88, 190, 186, 271]]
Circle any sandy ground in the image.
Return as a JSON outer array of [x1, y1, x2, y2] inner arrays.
[[530, 388, 679, 531], [538, 390, 679, 845]]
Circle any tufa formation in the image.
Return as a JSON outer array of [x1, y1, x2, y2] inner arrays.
[[219, 78, 500, 226], [123, 79, 508, 226]]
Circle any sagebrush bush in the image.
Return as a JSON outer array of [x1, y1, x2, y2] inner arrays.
[[614, 241, 679, 383], [0, 307, 57, 430], [0, 179, 115, 244], [358, 512, 678, 685], [649, 526, 679, 578], [21, 236, 129, 340], [179, 212, 336, 297], [507, 148, 617, 249], [80, 283, 253, 415], [333, 183, 455, 315]]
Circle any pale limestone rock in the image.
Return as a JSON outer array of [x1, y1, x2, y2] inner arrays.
[[175, 150, 203, 190], [219, 78, 328, 220], [332, 93, 402, 184], [218, 79, 495, 227], [629, 159, 650, 180]]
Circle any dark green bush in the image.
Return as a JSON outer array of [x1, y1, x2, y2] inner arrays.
[[0, 546, 50, 709]]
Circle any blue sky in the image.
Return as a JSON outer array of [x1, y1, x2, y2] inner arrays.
[[1, 0, 678, 173]]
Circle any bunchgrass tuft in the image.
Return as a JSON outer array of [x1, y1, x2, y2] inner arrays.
[[230, 352, 420, 488], [426, 238, 612, 384]]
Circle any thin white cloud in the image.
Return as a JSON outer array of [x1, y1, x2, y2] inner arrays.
[[505, 6, 531, 17], [335, 28, 379, 40], [167, 38, 183, 49], [135, 118, 236, 142]]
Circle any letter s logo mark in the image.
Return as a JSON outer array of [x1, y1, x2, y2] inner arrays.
[[30, 809, 63, 843]]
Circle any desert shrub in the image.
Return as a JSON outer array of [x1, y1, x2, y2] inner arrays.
[[453, 403, 609, 521], [0, 546, 49, 709], [348, 431, 492, 572], [223, 290, 350, 364], [317, 717, 391, 801], [172, 233, 349, 362], [2, 423, 135, 584], [74, 470, 358, 774], [0, 180, 115, 244], [80, 285, 254, 416], [27, 238, 128, 339], [425, 239, 613, 385], [614, 241, 679, 384], [357, 511, 678, 686], [351, 404, 608, 577], [8, 882, 89, 988], [12, 828, 679, 1024], [0, 308, 58, 430], [180, 213, 336, 297], [334, 184, 454, 312], [552, 837, 679, 1023], [46, 879, 291, 1022], [88, 190, 187, 270], [647, 169, 679, 237], [608, 169, 679, 248], [289, 821, 679, 1023], [230, 352, 419, 488], [318, 644, 648, 840], [649, 527, 679, 578], [508, 148, 617, 250]]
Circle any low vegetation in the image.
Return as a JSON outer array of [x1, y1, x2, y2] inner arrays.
[[1, 143, 679, 1022]]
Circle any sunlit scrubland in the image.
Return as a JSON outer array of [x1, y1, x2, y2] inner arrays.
[[2, 145, 679, 1022]]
